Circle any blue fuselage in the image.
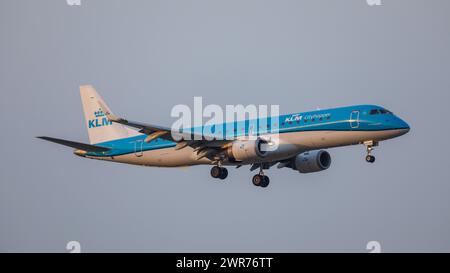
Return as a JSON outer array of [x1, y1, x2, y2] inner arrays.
[[86, 104, 410, 160]]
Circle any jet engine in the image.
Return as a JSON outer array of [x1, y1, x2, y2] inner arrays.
[[227, 138, 268, 162], [293, 150, 331, 173]]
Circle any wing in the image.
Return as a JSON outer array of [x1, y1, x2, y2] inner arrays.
[[98, 101, 232, 161], [37, 136, 111, 152], [98, 100, 201, 143]]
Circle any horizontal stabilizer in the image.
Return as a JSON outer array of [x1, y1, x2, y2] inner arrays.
[[37, 136, 111, 152]]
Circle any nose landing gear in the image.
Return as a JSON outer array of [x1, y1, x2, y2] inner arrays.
[[364, 141, 378, 163], [366, 154, 375, 163]]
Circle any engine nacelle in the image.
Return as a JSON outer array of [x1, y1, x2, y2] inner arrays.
[[294, 150, 331, 173], [227, 138, 268, 162]]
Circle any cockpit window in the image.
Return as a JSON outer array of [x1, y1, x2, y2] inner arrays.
[[380, 109, 393, 114], [370, 108, 393, 115]]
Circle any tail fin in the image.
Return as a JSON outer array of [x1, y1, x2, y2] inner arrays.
[[80, 85, 140, 144]]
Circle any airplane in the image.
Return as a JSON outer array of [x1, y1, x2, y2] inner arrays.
[[38, 85, 410, 188]]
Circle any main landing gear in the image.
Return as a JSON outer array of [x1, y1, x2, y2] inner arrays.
[[364, 140, 378, 163], [210, 164, 270, 188], [252, 167, 270, 188], [252, 174, 270, 188], [210, 166, 228, 180]]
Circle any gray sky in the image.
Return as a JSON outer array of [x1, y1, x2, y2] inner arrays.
[[1, 0, 450, 252]]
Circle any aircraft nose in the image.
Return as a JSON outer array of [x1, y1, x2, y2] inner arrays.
[[397, 117, 410, 135]]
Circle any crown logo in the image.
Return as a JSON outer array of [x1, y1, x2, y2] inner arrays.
[[94, 108, 105, 118]]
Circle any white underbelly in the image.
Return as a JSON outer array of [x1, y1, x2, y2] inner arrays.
[[89, 129, 403, 167]]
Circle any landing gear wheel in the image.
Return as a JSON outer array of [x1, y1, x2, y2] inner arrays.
[[252, 174, 270, 187], [363, 141, 378, 164], [252, 174, 263, 186], [211, 166, 228, 179], [260, 176, 270, 188], [211, 166, 222, 178], [366, 155, 376, 163], [219, 168, 228, 179]]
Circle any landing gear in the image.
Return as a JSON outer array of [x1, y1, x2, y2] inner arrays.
[[364, 140, 378, 163], [252, 167, 270, 188], [210, 166, 228, 179], [219, 168, 228, 179], [252, 174, 270, 187], [252, 174, 263, 186], [260, 176, 270, 188], [366, 155, 375, 163]]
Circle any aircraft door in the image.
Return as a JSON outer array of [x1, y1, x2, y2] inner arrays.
[[134, 139, 143, 157], [350, 111, 360, 129]]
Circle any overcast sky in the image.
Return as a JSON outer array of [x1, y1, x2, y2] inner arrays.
[[1, 0, 450, 252]]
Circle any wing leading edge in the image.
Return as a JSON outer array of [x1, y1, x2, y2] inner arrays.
[[97, 100, 233, 162]]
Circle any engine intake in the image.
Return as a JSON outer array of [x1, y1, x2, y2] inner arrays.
[[227, 138, 268, 162], [294, 150, 331, 173]]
